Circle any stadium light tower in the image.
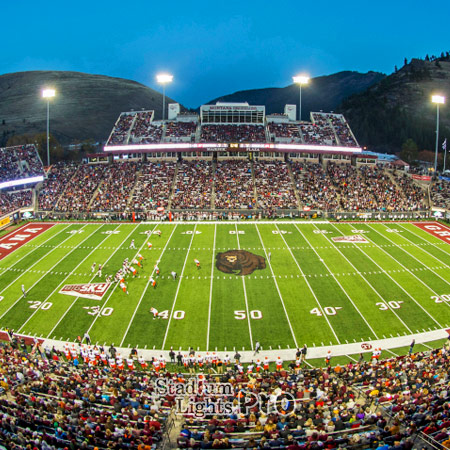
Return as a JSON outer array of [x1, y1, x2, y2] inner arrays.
[[293, 75, 310, 121], [42, 88, 56, 166], [432, 95, 445, 174], [156, 73, 173, 121]]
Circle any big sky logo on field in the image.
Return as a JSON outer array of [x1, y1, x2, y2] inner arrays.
[[59, 283, 111, 300], [331, 235, 369, 243]]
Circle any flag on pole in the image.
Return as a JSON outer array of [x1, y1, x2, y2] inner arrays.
[[443, 138, 447, 151]]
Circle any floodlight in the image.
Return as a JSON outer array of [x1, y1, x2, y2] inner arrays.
[[432, 95, 445, 104], [293, 75, 310, 85], [42, 88, 56, 99], [156, 74, 173, 84]]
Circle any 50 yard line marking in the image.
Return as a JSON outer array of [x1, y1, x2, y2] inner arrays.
[[161, 224, 198, 350], [275, 224, 340, 344], [47, 223, 139, 339], [255, 224, 298, 348], [120, 224, 177, 347], [235, 223, 254, 350], [206, 223, 217, 351]]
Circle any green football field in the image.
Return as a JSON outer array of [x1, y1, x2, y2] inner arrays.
[[1, 220, 450, 352]]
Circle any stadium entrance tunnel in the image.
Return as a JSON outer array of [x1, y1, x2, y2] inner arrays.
[[216, 250, 266, 275]]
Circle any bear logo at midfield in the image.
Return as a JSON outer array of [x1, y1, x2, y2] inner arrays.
[[216, 250, 266, 276]]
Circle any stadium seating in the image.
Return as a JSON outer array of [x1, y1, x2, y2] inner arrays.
[[107, 113, 135, 146], [200, 125, 266, 143], [0, 189, 33, 216], [165, 121, 197, 142], [0, 145, 44, 183]]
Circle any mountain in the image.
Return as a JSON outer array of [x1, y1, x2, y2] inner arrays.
[[0, 71, 175, 146], [339, 58, 450, 153], [204, 71, 386, 119]]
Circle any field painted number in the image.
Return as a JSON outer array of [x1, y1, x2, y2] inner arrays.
[[157, 310, 185, 319], [28, 301, 52, 310], [83, 306, 114, 316], [376, 301, 403, 310], [234, 310, 262, 320], [102, 230, 120, 235], [0, 296, 3, 302], [386, 229, 402, 233], [431, 294, 450, 303], [272, 230, 291, 235], [229, 231, 245, 234], [310, 306, 342, 316], [351, 229, 368, 234], [313, 230, 331, 234]]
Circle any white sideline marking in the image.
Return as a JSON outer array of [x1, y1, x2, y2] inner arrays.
[[120, 224, 176, 347], [295, 224, 379, 340], [206, 224, 216, 351], [318, 224, 412, 334], [255, 224, 298, 348], [161, 225, 198, 349], [18, 224, 116, 333], [275, 224, 341, 344], [235, 224, 254, 351], [48, 223, 138, 339]]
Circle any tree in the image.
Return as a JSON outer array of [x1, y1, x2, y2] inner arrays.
[[7, 132, 63, 163], [400, 138, 419, 163], [394, 65, 398, 73], [404, 57, 408, 66]]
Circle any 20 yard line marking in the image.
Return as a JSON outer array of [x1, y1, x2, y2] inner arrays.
[[206, 223, 217, 351], [161, 224, 198, 350], [255, 224, 298, 348], [235, 224, 253, 351], [275, 224, 340, 344], [120, 224, 176, 347], [47, 223, 138, 339], [295, 224, 379, 340]]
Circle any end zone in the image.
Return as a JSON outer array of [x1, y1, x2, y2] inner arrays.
[[413, 222, 450, 244], [0, 223, 54, 260]]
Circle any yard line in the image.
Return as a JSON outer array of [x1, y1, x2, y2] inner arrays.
[[0, 224, 92, 320], [367, 224, 450, 302], [399, 223, 450, 258], [85, 224, 158, 336], [294, 224, 379, 339], [275, 224, 340, 344], [161, 225, 198, 350], [235, 224, 254, 351], [317, 224, 412, 333], [17, 224, 116, 333], [255, 224, 298, 348], [0, 224, 71, 276], [346, 354, 358, 362], [206, 223, 217, 351], [120, 224, 177, 347], [0, 224, 84, 296], [343, 223, 443, 328], [46, 223, 137, 339]]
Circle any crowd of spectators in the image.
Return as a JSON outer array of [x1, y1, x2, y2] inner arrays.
[[324, 114, 359, 147], [129, 112, 164, 144], [38, 162, 78, 211], [214, 160, 256, 209], [107, 114, 135, 146], [200, 125, 266, 143], [431, 179, 450, 209], [0, 145, 44, 183], [0, 189, 33, 216], [132, 162, 177, 212], [165, 122, 198, 142], [90, 162, 140, 213], [254, 161, 298, 209], [300, 122, 337, 146], [171, 161, 213, 209], [268, 123, 301, 142]]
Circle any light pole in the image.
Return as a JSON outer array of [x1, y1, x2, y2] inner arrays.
[[42, 88, 56, 166], [432, 95, 445, 174], [156, 73, 173, 121], [293, 75, 310, 121]]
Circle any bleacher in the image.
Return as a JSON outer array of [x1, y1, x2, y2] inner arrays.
[[0, 144, 44, 183]]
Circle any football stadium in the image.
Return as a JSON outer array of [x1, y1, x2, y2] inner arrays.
[[1, 100, 450, 450]]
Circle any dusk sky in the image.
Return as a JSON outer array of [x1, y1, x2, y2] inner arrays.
[[3, 0, 449, 108]]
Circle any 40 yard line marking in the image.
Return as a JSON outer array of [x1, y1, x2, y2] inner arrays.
[[235, 223, 254, 351], [120, 224, 177, 347], [255, 224, 298, 348], [206, 223, 217, 351], [17, 224, 114, 333], [295, 224, 379, 340], [161, 224, 198, 350], [275, 224, 340, 344], [46, 223, 137, 339], [0, 224, 71, 276], [319, 224, 412, 333]]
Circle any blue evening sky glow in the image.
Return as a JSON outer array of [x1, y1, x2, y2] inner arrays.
[[2, 0, 449, 107]]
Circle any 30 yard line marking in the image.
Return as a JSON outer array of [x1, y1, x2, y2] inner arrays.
[[120, 224, 176, 347], [235, 224, 254, 351], [345, 223, 443, 328], [206, 223, 217, 351], [318, 224, 412, 334], [295, 224, 379, 340], [255, 224, 298, 348], [17, 224, 116, 333], [47, 223, 137, 339], [275, 225, 340, 344], [161, 224, 198, 350], [0, 224, 71, 276], [0, 224, 92, 321]]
